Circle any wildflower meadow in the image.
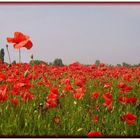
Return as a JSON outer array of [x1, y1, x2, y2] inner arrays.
[[0, 32, 139, 137]]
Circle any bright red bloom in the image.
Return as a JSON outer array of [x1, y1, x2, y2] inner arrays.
[[92, 115, 99, 124], [103, 92, 112, 100], [138, 78, 140, 84], [0, 85, 8, 102], [22, 91, 35, 102], [50, 87, 58, 95], [47, 92, 58, 100], [73, 87, 84, 100], [103, 98, 112, 107], [91, 92, 100, 100], [11, 86, 20, 96], [118, 96, 127, 104], [118, 96, 137, 104], [64, 83, 73, 91], [126, 97, 137, 103], [123, 74, 132, 82], [122, 86, 133, 93], [75, 78, 84, 87], [0, 72, 6, 82], [118, 82, 127, 89], [7, 32, 33, 49], [90, 64, 97, 69], [45, 88, 59, 109], [103, 92, 113, 111], [46, 98, 58, 108], [103, 82, 112, 89], [11, 98, 19, 106], [99, 63, 105, 67], [117, 82, 132, 93], [64, 79, 71, 85], [120, 112, 137, 124], [87, 131, 103, 137]]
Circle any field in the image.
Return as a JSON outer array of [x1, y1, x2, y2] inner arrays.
[[0, 61, 139, 137]]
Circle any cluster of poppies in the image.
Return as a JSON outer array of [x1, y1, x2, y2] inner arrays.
[[0, 32, 139, 137]]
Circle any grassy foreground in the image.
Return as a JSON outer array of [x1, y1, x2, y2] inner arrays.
[[0, 62, 139, 137]]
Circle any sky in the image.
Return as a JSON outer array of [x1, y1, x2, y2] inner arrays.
[[0, 4, 140, 65]]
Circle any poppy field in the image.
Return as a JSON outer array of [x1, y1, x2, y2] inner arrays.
[[0, 32, 140, 137]]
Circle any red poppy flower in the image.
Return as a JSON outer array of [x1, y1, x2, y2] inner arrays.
[[7, 32, 33, 49], [50, 87, 58, 95], [118, 96, 137, 104], [138, 78, 140, 84], [0, 72, 6, 82], [107, 105, 113, 111], [47, 93, 58, 100], [103, 92, 112, 100], [75, 78, 84, 87], [92, 115, 99, 124], [118, 82, 127, 89], [103, 98, 112, 107], [123, 74, 132, 82], [103, 82, 112, 89], [11, 98, 19, 106], [99, 63, 105, 67], [22, 90, 35, 102], [118, 96, 127, 104], [64, 79, 71, 85], [87, 131, 103, 137], [117, 82, 132, 93], [103, 93, 113, 111], [64, 83, 73, 91], [120, 85, 132, 93], [73, 88, 84, 100], [126, 97, 137, 103], [120, 112, 137, 124], [0, 85, 8, 102], [91, 92, 100, 100], [45, 88, 59, 109], [46, 98, 58, 108]]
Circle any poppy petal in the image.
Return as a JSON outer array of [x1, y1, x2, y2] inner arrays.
[[7, 37, 15, 43], [14, 40, 28, 49], [24, 40, 33, 49], [14, 32, 29, 42]]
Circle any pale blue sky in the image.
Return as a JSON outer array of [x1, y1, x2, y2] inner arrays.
[[0, 4, 140, 65]]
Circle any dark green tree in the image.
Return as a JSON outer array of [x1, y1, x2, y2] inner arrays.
[[122, 62, 130, 67], [117, 64, 121, 67], [29, 60, 48, 65], [0, 48, 5, 63], [53, 58, 64, 66], [95, 60, 100, 66], [12, 60, 16, 64]]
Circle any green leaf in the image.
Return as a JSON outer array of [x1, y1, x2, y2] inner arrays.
[[24, 69, 29, 77], [77, 128, 83, 132]]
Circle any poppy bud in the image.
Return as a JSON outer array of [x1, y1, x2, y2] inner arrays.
[[53, 116, 61, 125], [30, 54, 33, 60]]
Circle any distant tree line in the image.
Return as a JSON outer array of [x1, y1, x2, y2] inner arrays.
[[0, 49, 139, 67], [29, 58, 64, 66], [117, 62, 140, 67], [95, 60, 140, 67], [28, 59, 140, 67]]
